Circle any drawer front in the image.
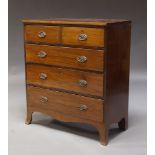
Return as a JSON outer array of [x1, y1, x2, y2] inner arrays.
[[62, 27, 104, 47], [24, 25, 60, 44], [26, 64, 103, 97], [25, 44, 104, 72], [27, 86, 103, 122]]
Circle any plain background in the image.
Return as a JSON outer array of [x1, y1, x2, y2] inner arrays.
[[8, 0, 147, 155]]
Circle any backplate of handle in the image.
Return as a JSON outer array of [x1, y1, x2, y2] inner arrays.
[[79, 80, 87, 87], [38, 51, 47, 58], [40, 96, 48, 103], [39, 73, 47, 80], [77, 56, 87, 63], [79, 104, 88, 111], [78, 33, 87, 41], [38, 31, 46, 38]]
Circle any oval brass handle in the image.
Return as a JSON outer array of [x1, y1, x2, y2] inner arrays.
[[79, 80, 87, 87], [40, 96, 48, 103], [38, 31, 46, 38], [77, 56, 87, 63], [38, 51, 47, 58], [79, 104, 88, 111], [39, 73, 47, 80], [78, 33, 87, 41]]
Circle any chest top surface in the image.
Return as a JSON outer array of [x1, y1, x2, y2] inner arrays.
[[22, 18, 131, 26]]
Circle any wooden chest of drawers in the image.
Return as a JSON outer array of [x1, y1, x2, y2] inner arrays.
[[23, 19, 131, 145]]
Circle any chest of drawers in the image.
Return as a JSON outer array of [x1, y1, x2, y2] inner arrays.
[[23, 19, 131, 145]]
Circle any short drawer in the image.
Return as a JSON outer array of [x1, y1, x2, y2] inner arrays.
[[24, 25, 60, 44], [27, 86, 104, 122], [26, 64, 103, 97], [25, 44, 104, 72], [62, 27, 104, 47]]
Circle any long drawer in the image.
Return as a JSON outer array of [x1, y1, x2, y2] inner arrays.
[[27, 86, 104, 122], [26, 64, 104, 97], [25, 44, 104, 72]]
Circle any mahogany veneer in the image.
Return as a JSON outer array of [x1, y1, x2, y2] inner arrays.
[[23, 18, 131, 145]]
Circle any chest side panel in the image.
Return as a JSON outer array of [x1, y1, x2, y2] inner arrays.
[[104, 23, 131, 125]]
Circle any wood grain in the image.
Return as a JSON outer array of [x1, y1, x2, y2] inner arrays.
[[104, 22, 131, 129], [62, 27, 104, 47], [26, 64, 104, 97], [25, 44, 104, 72], [24, 25, 60, 44], [23, 18, 130, 26], [27, 86, 103, 122], [23, 19, 131, 146]]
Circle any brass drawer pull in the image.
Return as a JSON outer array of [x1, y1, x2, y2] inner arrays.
[[79, 80, 87, 87], [77, 56, 87, 63], [79, 104, 88, 111], [38, 31, 46, 38], [38, 51, 47, 58], [39, 73, 47, 80], [78, 33, 87, 41], [40, 96, 48, 103]]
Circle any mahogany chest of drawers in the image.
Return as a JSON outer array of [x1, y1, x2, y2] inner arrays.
[[23, 19, 131, 145]]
